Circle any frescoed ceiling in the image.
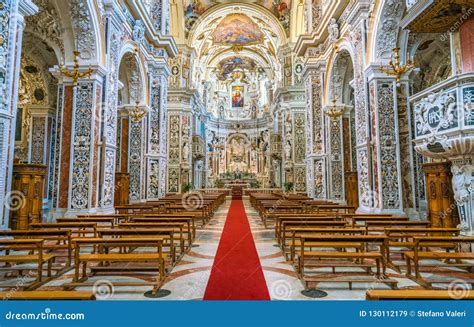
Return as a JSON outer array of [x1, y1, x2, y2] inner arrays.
[[217, 56, 257, 81], [183, 0, 291, 37], [211, 14, 265, 47]]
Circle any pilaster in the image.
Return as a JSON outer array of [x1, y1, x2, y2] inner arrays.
[[0, 0, 38, 228]]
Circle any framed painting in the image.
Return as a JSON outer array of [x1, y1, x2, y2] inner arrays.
[[232, 86, 244, 108], [15, 107, 23, 142]]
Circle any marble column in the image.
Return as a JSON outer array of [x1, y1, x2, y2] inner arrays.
[[349, 19, 373, 212], [28, 106, 54, 213], [146, 63, 170, 199], [325, 112, 344, 202], [97, 5, 124, 210], [453, 14, 474, 234], [49, 75, 105, 217], [397, 80, 419, 216], [303, 60, 326, 199], [366, 70, 405, 216], [281, 105, 293, 185], [28, 107, 53, 166], [451, 158, 474, 235], [0, 0, 38, 228], [166, 90, 195, 193], [128, 108, 147, 203]]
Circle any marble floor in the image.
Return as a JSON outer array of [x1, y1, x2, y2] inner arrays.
[[1, 198, 470, 300]]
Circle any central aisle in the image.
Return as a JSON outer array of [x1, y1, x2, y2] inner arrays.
[[203, 200, 270, 300]]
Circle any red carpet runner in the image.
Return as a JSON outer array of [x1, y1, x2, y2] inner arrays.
[[203, 200, 270, 300]]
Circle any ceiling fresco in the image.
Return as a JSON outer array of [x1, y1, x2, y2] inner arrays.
[[211, 14, 264, 46], [184, 0, 291, 36], [217, 56, 257, 81]]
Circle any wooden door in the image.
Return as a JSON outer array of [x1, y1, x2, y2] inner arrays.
[[423, 162, 459, 228], [114, 172, 130, 206], [344, 171, 359, 208], [10, 164, 47, 229]]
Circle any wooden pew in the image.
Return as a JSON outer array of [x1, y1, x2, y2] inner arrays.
[[0, 239, 55, 285], [384, 228, 460, 271], [57, 217, 117, 228], [96, 228, 181, 264], [405, 236, 474, 287], [366, 289, 474, 300], [130, 214, 196, 238], [119, 222, 193, 248], [365, 220, 431, 232], [1, 230, 73, 267], [316, 205, 356, 214], [69, 238, 167, 295], [295, 234, 397, 289], [350, 216, 408, 227], [115, 204, 154, 214], [275, 215, 341, 239], [287, 227, 366, 261], [0, 291, 96, 300], [166, 204, 210, 226], [29, 222, 97, 238], [278, 220, 347, 246]]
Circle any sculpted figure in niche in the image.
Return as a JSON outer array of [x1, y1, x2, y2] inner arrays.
[[182, 142, 190, 161], [328, 18, 339, 43], [284, 141, 292, 159]]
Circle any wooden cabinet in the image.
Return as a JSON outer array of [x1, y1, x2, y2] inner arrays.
[[10, 164, 47, 230], [423, 162, 459, 228], [114, 172, 130, 207]]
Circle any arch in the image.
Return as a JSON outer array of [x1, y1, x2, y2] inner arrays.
[[324, 43, 356, 104], [118, 49, 147, 105], [407, 34, 452, 94], [23, 0, 65, 62], [227, 132, 251, 146], [52, 0, 103, 63], [370, 0, 407, 62]]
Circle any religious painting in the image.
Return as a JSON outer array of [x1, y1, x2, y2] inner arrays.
[[217, 57, 256, 81], [15, 107, 23, 142], [184, 0, 215, 35], [211, 14, 264, 46], [261, 0, 291, 32], [232, 86, 244, 108]]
